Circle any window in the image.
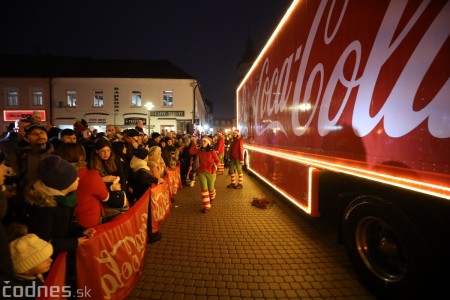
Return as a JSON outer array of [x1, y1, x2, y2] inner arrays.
[[93, 90, 103, 107], [66, 90, 77, 107], [32, 90, 43, 106], [7, 89, 19, 106], [163, 90, 173, 107], [131, 90, 142, 107]]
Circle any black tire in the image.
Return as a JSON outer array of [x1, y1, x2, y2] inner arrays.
[[342, 196, 428, 298]]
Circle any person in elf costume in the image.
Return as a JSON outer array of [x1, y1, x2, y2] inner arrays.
[[214, 130, 225, 175], [227, 130, 245, 189], [189, 136, 221, 213]]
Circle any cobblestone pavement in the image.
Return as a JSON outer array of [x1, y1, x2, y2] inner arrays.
[[128, 170, 376, 300]]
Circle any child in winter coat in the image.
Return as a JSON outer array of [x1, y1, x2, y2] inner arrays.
[[9, 233, 53, 285]]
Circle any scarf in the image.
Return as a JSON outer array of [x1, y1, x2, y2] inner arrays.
[[130, 156, 150, 172], [32, 181, 77, 208], [54, 191, 77, 208]]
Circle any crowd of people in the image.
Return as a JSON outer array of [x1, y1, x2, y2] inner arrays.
[[0, 114, 245, 298]]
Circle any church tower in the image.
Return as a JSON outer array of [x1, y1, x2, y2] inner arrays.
[[236, 35, 257, 86]]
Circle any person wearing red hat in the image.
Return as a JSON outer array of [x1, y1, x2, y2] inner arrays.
[[215, 130, 225, 175], [227, 129, 244, 189], [189, 136, 221, 213]]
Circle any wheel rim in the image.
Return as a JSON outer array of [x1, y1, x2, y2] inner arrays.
[[355, 216, 407, 283]]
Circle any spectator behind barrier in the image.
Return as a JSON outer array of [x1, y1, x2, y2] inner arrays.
[[25, 155, 96, 296], [0, 150, 15, 283], [89, 139, 129, 212], [9, 233, 53, 284], [55, 143, 111, 227], [129, 147, 163, 243]]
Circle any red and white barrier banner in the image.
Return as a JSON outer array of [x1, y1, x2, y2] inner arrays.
[[69, 167, 181, 299], [167, 165, 182, 198], [76, 189, 149, 300], [151, 176, 171, 233]]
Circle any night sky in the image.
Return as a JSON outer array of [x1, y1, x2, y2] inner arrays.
[[0, 0, 293, 118]]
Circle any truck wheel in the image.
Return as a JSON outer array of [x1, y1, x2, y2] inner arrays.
[[342, 196, 427, 298]]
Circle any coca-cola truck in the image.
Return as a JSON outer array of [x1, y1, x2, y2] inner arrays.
[[237, 0, 449, 297]]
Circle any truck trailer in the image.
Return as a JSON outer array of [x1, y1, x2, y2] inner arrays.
[[236, 0, 450, 297]]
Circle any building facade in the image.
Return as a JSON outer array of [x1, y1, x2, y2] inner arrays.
[[0, 55, 209, 135], [0, 76, 51, 132], [51, 77, 208, 134]]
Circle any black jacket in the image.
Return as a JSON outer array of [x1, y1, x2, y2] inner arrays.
[[130, 168, 158, 203]]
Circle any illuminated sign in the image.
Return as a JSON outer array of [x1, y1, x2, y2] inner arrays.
[[124, 117, 146, 125], [150, 111, 184, 117], [3, 110, 47, 122], [87, 118, 107, 124]]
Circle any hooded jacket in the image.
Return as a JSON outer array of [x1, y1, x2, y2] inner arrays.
[[25, 181, 84, 255]]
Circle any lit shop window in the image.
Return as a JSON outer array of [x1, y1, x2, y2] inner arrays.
[[163, 90, 173, 107]]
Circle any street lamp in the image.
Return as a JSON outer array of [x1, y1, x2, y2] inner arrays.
[[192, 81, 200, 127], [145, 102, 154, 135]]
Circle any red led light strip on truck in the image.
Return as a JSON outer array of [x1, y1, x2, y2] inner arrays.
[[247, 161, 317, 215], [245, 144, 450, 201]]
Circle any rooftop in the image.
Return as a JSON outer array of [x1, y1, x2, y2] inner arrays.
[[0, 55, 196, 79]]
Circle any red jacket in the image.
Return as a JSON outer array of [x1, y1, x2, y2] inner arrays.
[[230, 137, 244, 161], [189, 144, 221, 174], [215, 135, 225, 155], [74, 167, 109, 228]]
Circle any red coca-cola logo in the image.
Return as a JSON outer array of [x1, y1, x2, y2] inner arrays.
[[239, 0, 449, 140]]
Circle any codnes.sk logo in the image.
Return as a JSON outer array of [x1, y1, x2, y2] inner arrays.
[[2, 281, 92, 298]]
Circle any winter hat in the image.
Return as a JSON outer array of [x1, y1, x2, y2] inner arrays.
[[38, 155, 78, 190], [202, 137, 212, 145], [94, 138, 112, 151], [24, 124, 47, 136], [151, 132, 161, 139], [10, 234, 53, 274], [134, 147, 150, 160], [58, 128, 75, 139], [125, 129, 140, 137], [80, 119, 89, 128]]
